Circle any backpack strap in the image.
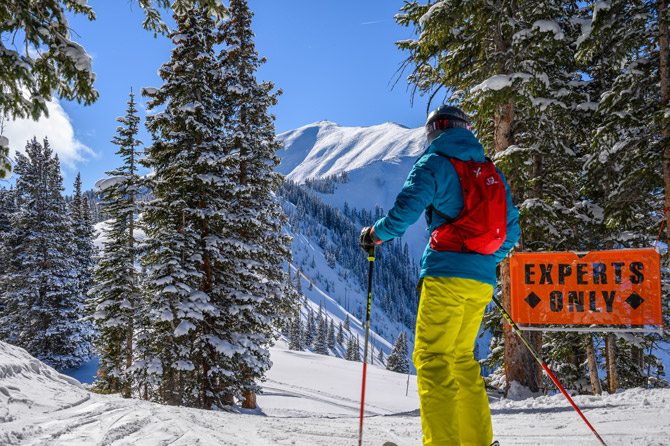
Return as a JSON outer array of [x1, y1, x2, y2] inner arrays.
[[425, 152, 472, 224], [425, 153, 495, 224], [427, 204, 453, 223]]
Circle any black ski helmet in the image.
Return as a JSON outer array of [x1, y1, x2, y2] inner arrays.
[[425, 105, 470, 144]]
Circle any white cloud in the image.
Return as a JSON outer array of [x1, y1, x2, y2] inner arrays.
[[3, 98, 96, 169]]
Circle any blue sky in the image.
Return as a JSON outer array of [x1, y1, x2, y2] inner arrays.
[[3, 1, 431, 193]]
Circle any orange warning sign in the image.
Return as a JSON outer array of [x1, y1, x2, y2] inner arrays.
[[510, 249, 662, 326]]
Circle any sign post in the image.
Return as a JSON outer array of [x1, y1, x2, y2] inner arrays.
[[510, 249, 662, 330]]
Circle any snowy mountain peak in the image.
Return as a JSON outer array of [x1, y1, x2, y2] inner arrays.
[[276, 121, 426, 183]]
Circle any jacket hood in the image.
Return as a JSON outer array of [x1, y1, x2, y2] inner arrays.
[[427, 128, 485, 162]]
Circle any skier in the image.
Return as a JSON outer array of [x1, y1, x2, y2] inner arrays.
[[360, 105, 519, 446]]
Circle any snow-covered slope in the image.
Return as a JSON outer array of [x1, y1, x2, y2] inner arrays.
[[276, 120, 425, 184], [277, 120, 429, 264], [3, 340, 670, 445], [284, 222, 398, 359]]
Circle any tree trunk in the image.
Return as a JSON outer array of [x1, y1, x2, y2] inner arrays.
[[659, 0, 670, 262], [242, 392, 257, 409], [605, 333, 618, 393], [585, 335, 602, 395], [494, 99, 515, 153], [501, 258, 542, 394], [494, 100, 542, 395]]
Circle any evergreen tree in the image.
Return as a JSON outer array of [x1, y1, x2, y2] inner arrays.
[[344, 314, 350, 332], [281, 265, 302, 332], [387, 332, 410, 374], [216, 0, 293, 408], [336, 321, 344, 345], [353, 336, 362, 362], [288, 313, 304, 351], [0, 2, 97, 124], [395, 0, 593, 393], [327, 318, 336, 350], [88, 91, 144, 396], [377, 347, 384, 365], [0, 1, 226, 179], [140, 8, 238, 408], [314, 315, 329, 354], [304, 309, 316, 348], [69, 173, 95, 342], [277, 180, 421, 336], [345, 335, 358, 361], [576, 0, 670, 392], [0, 138, 90, 369], [0, 187, 16, 299]]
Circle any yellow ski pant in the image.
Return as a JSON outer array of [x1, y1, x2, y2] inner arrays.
[[413, 276, 494, 446]]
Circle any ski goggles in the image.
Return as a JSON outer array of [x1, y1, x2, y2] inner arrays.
[[430, 119, 471, 131]]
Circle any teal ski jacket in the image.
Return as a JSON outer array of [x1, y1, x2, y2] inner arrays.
[[372, 128, 520, 286]]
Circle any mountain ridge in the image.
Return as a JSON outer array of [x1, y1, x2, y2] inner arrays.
[[276, 120, 426, 184]]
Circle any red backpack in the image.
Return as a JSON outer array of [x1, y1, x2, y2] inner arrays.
[[429, 156, 507, 255]]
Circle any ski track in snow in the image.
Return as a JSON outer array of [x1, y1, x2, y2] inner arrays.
[[2, 340, 670, 445]]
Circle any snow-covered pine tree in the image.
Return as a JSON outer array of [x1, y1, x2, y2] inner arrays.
[[87, 195, 101, 224], [0, 138, 90, 369], [140, 8, 239, 408], [576, 1, 670, 392], [304, 309, 316, 348], [314, 320, 328, 354], [69, 172, 95, 347], [345, 335, 359, 361], [0, 1, 229, 179], [344, 314, 350, 332], [280, 265, 302, 334], [377, 346, 384, 365], [386, 332, 410, 374], [314, 314, 328, 354], [354, 336, 362, 362], [216, 0, 293, 409], [0, 187, 16, 298], [288, 313, 304, 351], [88, 91, 144, 396], [336, 321, 344, 345], [395, 0, 593, 394], [327, 319, 336, 350], [0, 2, 97, 129]]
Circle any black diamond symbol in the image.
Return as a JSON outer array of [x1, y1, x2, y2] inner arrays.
[[525, 292, 541, 309], [626, 292, 644, 310]]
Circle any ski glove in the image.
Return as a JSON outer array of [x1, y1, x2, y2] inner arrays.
[[359, 226, 382, 253]]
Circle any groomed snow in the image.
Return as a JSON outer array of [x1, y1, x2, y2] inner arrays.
[[1, 340, 669, 445]]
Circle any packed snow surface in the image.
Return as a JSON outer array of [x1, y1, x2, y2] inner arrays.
[[2, 340, 669, 445]]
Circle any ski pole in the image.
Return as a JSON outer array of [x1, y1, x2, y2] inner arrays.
[[492, 296, 608, 446], [358, 246, 375, 446]]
